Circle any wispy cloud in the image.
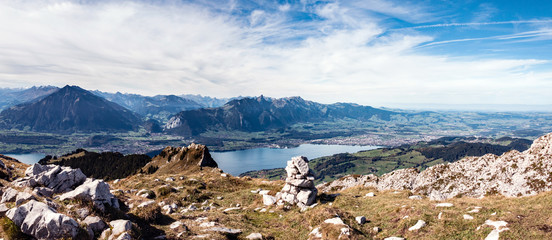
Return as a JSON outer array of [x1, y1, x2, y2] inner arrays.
[[0, 0, 550, 106], [406, 19, 552, 29]]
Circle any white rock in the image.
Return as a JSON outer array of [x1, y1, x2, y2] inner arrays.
[[435, 203, 454, 207], [463, 214, 474, 220], [23, 164, 87, 193], [223, 207, 240, 212], [15, 192, 34, 205], [409, 195, 423, 200], [204, 227, 242, 235], [438, 212, 443, 220], [296, 188, 317, 206], [83, 216, 107, 236], [245, 232, 263, 239], [59, 178, 119, 212], [365, 192, 375, 197], [199, 222, 216, 228], [170, 221, 183, 229], [291, 156, 310, 176], [384, 237, 405, 240], [138, 200, 156, 208], [408, 220, 426, 231], [165, 177, 175, 181], [263, 194, 277, 206], [115, 232, 132, 240], [324, 217, 345, 225], [1, 187, 19, 203], [309, 227, 322, 238], [110, 219, 132, 237], [6, 200, 79, 239], [258, 190, 270, 195], [356, 216, 366, 224]]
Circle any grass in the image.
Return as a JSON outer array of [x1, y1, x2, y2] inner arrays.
[[106, 165, 552, 240]]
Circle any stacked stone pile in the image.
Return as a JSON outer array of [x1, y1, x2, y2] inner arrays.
[[276, 156, 317, 207]]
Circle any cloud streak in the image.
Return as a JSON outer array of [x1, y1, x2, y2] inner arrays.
[[0, 0, 550, 107]]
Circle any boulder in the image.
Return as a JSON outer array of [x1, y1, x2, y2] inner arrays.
[[1, 187, 19, 203], [59, 178, 119, 212], [83, 215, 107, 238], [23, 164, 86, 193], [356, 216, 366, 225], [110, 219, 133, 237], [15, 191, 34, 205], [262, 194, 277, 206], [33, 187, 54, 197], [6, 200, 79, 239], [246, 232, 263, 239]]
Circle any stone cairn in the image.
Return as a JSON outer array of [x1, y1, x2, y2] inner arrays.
[[276, 156, 317, 207]]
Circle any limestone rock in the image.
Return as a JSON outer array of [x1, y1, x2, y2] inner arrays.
[[33, 187, 54, 197], [262, 194, 277, 206], [408, 220, 426, 231], [356, 216, 366, 225], [15, 191, 34, 205], [22, 164, 86, 193], [204, 227, 242, 235], [246, 232, 263, 239], [83, 215, 107, 238], [6, 200, 79, 239], [59, 178, 119, 212], [324, 217, 345, 225], [1, 187, 19, 203], [110, 219, 133, 237], [0, 203, 10, 215]]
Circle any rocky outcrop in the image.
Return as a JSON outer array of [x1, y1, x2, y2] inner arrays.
[[15, 164, 86, 193], [59, 178, 120, 211], [320, 133, 552, 200], [142, 143, 218, 174], [6, 200, 79, 239], [276, 156, 317, 207]]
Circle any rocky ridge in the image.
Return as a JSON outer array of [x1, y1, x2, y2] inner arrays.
[[319, 132, 552, 200], [141, 143, 217, 174]]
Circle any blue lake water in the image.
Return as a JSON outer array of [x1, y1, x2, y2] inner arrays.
[[2, 144, 379, 176], [3, 153, 45, 165], [211, 144, 379, 176]]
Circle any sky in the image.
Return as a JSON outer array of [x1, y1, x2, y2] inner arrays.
[[1, 0, 551, 108]]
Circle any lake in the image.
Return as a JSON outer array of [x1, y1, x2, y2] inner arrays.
[[2, 144, 379, 176], [211, 144, 379, 176], [2, 153, 45, 165]]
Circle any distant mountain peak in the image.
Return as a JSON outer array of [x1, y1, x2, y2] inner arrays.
[[0, 86, 141, 132]]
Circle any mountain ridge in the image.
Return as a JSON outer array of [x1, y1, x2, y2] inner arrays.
[[164, 95, 396, 136]]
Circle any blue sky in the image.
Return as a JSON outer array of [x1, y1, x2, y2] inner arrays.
[[0, 0, 551, 108]]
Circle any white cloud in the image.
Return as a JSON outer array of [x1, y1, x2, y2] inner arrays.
[[0, 0, 550, 107]]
